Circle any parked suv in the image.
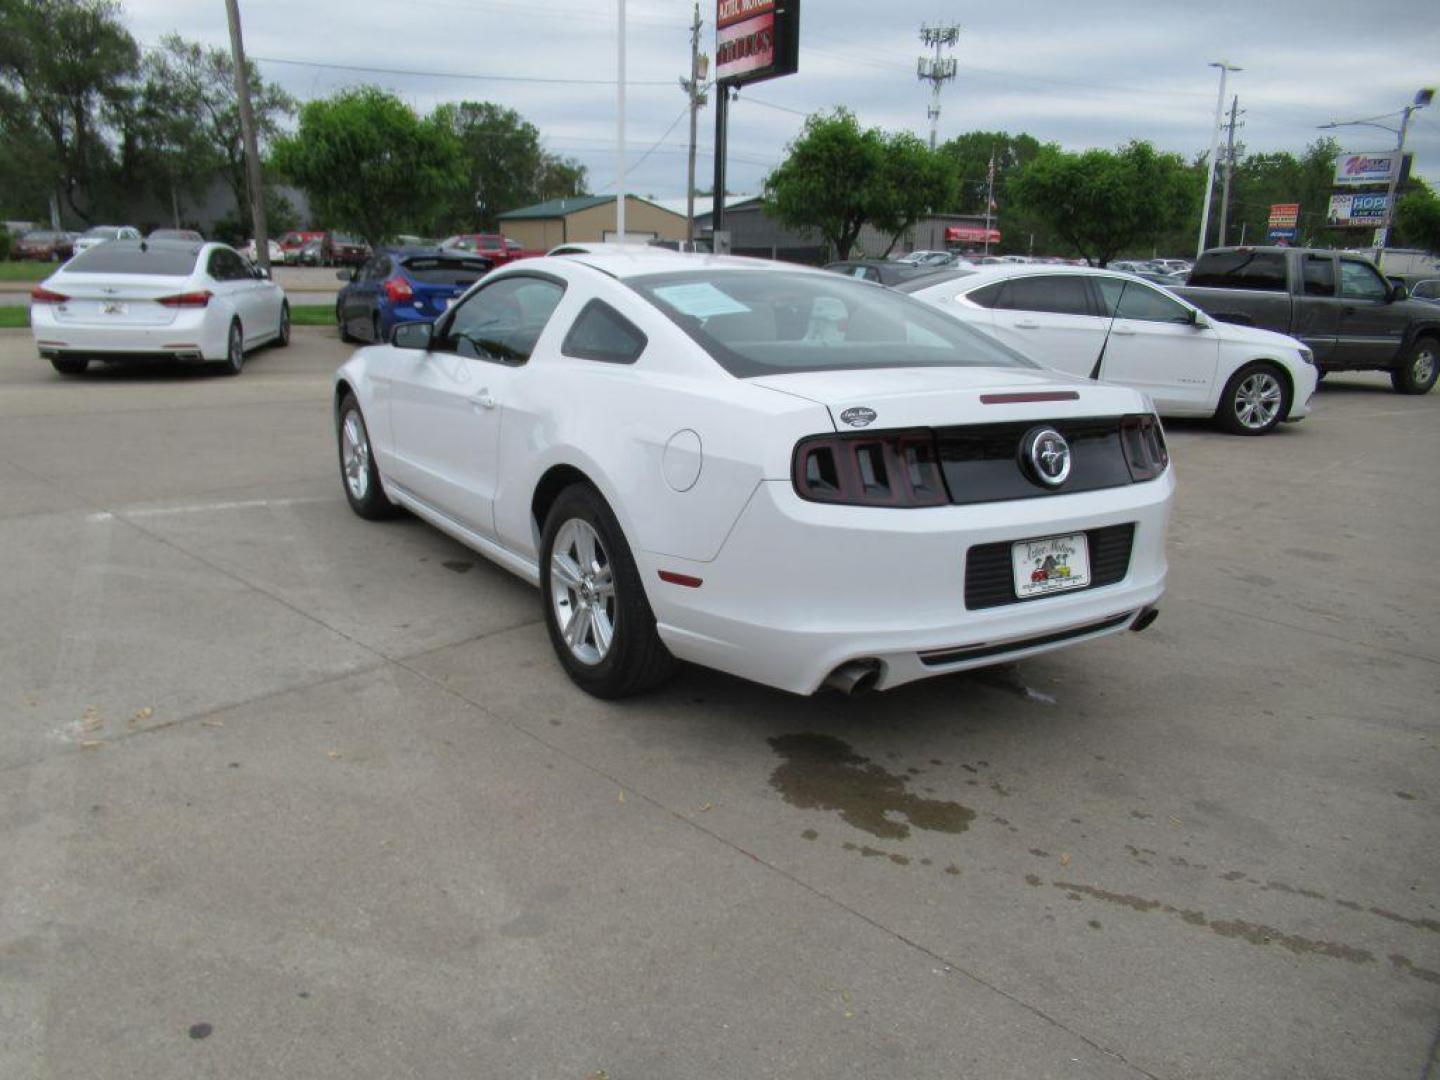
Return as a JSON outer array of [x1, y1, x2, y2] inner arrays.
[[1174, 246, 1440, 394]]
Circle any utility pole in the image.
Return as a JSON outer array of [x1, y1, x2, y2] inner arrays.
[[224, 0, 269, 272], [616, 0, 627, 247], [1197, 61, 1240, 260], [1217, 95, 1243, 246], [916, 24, 960, 151], [680, 3, 709, 245]]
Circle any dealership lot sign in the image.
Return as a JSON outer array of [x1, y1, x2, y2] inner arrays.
[[716, 0, 799, 86], [1333, 151, 1401, 187]]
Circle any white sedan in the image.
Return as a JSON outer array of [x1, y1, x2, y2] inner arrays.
[[334, 253, 1173, 698], [70, 224, 142, 257], [30, 239, 289, 376], [901, 264, 1318, 434]]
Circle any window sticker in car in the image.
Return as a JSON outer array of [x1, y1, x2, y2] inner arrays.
[[652, 282, 752, 319]]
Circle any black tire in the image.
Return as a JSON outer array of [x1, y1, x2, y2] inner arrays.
[[539, 484, 676, 699], [337, 304, 356, 343], [275, 302, 291, 348], [218, 319, 245, 376], [1391, 336, 1438, 395], [50, 356, 88, 376], [1216, 361, 1289, 436], [336, 392, 398, 520]]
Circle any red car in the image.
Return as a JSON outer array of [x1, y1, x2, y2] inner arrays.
[[279, 230, 331, 266], [331, 233, 370, 266], [440, 231, 538, 264], [14, 230, 74, 262]]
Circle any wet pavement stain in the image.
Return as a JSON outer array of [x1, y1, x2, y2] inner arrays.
[[767, 734, 976, 840], [1054, 881, 1377, 965], [1389, 954, 1440, 986], [442, 560, 474, 573], [187, 1023, 213, 1040], [841, 841, 910, 866], [1395, 791, 1416, 801]]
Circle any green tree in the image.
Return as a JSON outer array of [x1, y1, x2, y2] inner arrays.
[[1394, 179, 1440, 252], [272, 87, 467, 247], [1009, 141, 1199, 266], [433, 101, 589, 229], [867, 130, 959, 256], [0, 0, 138, 222], [135, 34, 296, 227], [764, 108, 955, 260]]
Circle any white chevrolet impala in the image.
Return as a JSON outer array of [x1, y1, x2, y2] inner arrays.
[[334, 253, 1173, 698]]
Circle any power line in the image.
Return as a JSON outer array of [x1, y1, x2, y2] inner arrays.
[[247, 54, 678, 87]]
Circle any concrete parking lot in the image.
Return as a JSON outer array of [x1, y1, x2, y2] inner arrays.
[[1, 327, 1436, 1079]]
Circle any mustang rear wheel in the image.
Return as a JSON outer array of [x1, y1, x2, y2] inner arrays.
[[275, 302, 291, 348], [540, 484, 675, 698], [1217, 361, 1288, 435], [1392, 336, 1438, 395], [50, 356, 88, 376]]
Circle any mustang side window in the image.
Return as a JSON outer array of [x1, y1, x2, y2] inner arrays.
[[561, 299, 648, 364], [443, 276, 565, 363]]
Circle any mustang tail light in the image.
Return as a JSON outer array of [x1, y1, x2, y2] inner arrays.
[[1120, 414, 1168, 480], [793, 430, 949, 507], [156, 290, 213, 308], [30, 286, 70, 304], [383, 276, 414, 302]]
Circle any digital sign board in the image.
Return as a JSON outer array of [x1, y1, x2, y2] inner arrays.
[[716, 0, 799, 87]]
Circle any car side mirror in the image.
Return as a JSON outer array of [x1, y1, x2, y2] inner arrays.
[[1188, 309, 1209, 329], [336, 269, 353, 282], [392, 321, 433, 350], [1388, 281, 1408, 302]]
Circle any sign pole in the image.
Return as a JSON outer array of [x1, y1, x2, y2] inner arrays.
[[712, 84, 727, 240]]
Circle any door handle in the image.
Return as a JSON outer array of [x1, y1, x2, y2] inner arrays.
[[1012, 320, 1040, 329], [1111, 327, 1137, 336], [471, 390, 497, 410]]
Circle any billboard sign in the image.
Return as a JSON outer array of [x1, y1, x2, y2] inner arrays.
[[945, 225, 1001, 246], [1266, 227, 1298, 245], [1268, 203, 1300, 229], [1328, 193, 1390, 227], [716, 0, 799, 87], [1333, 151, 1401, 187]]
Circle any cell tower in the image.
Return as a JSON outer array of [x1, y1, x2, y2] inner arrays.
[[917, 24, 960, 150]]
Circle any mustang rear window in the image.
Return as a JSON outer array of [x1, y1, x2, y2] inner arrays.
[[630, 269, 1036, 378]]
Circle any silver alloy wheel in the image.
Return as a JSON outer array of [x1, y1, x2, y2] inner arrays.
[[341, 410, 370, 501], [549, 518, 616, 666], [228, 322, 244, 371], [1233, 371, 1283, 429], [1413, 344, 1437, 386]]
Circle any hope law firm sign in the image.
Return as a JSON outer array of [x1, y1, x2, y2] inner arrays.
[[1327, 193, 1390, 227], [716, 0, 800, 87]]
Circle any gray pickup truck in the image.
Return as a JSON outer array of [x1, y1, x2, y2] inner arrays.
[[1173, 246, 1440, 394]]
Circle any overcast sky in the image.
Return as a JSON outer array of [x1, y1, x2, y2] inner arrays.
[[123, 0, 1440, 204]]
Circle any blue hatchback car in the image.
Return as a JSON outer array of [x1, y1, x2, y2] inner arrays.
[[336, 247, 494, 344]]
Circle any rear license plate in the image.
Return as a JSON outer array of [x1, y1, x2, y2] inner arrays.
[[102, 301, 128, 315], [1012, 532, 1090, 598]]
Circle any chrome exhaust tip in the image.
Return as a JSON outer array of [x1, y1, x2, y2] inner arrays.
[[1131, 606, 1159, 633], [823, 659, 882, 697]]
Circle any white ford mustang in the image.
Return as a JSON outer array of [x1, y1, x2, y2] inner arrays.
[[334, 253, 1173, 698], [30, 239, 289, 376]]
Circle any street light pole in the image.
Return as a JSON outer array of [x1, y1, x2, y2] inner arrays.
[[1197, 61, 1240, 260]]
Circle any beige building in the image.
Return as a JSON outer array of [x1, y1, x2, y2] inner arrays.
[[497, 195, 687, 250]]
